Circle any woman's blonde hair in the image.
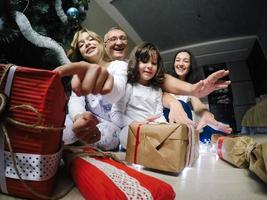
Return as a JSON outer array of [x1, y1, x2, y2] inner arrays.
[[67, 27, 111, 63]]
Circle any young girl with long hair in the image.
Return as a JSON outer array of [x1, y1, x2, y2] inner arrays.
[[110, 42, 188, 149]]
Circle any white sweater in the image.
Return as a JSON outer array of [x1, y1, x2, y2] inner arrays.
[[68, 60, 128, 122], [110, 83, 167, 128]]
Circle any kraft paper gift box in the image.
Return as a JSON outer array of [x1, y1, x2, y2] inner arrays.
[[125, 123, 199, 173], [216, 136, 256, 168], [248, 143, 267, 184], [0, 64, 67, 199], [216, 136, 267, 184], [63, 146, 176, 200]]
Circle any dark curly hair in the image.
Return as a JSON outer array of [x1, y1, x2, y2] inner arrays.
[[127, 42, 165, 88], [170, 49, 201, 84]]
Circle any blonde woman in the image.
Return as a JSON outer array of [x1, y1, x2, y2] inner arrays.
[[65, 28, 128, 150]]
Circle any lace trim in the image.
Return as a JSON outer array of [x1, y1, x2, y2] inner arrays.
[[4, 148, 62, 181], [82, 157, 153, 200]]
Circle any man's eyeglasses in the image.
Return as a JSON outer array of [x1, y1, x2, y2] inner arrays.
[[105, 35, 128, 43]]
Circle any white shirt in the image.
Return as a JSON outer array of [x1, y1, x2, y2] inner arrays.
[[110, 83, 167, 128], [171, 94, 192, 103], [68, 60, 128, 122]]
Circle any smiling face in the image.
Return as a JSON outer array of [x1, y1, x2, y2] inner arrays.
[[77, 32, 101, 63], [138, 52, 158, 86], [105, 29, 128, 60], [174, 51, 191, 80]]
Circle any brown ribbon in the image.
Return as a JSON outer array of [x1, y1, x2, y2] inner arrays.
[[64, 145, 124, 168], [0, 64, 71, 200]]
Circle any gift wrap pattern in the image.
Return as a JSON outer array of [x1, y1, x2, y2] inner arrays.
[[0, 64, 66, 199], [216, 136, 267, 184], [126, 123, 199, 173], [67, 147, 176, 200]]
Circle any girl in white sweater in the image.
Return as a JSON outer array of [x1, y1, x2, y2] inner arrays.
[[111, 42, 171, 149]]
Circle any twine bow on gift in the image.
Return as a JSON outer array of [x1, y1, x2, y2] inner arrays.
[[0, 64, 69, 200], [0, 93, 7, 116], [244, 139, 257, 163], [231, 136, 257, 165], [218, 136, 257, 168], [249, 143, 267, 184], [63, 145, 124, 170]]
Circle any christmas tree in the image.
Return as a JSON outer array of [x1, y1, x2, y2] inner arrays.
[[0, 0, 90, 69]]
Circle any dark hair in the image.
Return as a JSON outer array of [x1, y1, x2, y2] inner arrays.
[[170, 49, 200, 84], [127, 42, 165, 88]]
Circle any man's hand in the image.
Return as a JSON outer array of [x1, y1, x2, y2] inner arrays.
[[192, 70, 231, 98], [54, 61, 114, 96], [72, 111, 101, 144]]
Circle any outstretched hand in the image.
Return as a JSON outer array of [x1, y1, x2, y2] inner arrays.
[[192, 70, 231, 98], [54, 61, 113, 96], [196, 111, 232, 134]]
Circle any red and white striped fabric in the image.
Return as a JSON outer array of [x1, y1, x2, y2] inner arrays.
[[69, 148, 176, 200]]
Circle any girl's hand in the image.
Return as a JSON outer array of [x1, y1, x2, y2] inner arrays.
[[168, 101, 196, 127], [196, 112, 232, 134], [54, 61, 114, 96], [143, 114, 162, 124], [72, 111, 101, 144]]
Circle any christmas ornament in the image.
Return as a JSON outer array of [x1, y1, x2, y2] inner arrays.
[[66, 7, 79, 20]]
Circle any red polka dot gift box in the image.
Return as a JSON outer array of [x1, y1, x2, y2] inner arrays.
[[0, 64, 67, 199]]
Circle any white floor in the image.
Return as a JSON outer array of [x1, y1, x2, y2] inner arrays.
[[1, 134, 267, 200]]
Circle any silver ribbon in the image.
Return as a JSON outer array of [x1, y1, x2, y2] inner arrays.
[[0, 65, 17, 193]]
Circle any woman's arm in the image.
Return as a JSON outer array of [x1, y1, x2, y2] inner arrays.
[[162, 70, 230, 98], [162, 74, 194, 95], [190, 96, 209, 115]]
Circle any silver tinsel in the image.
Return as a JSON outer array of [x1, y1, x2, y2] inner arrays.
[[14, 11, 70, 65], [55, 0, 68, 25]]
